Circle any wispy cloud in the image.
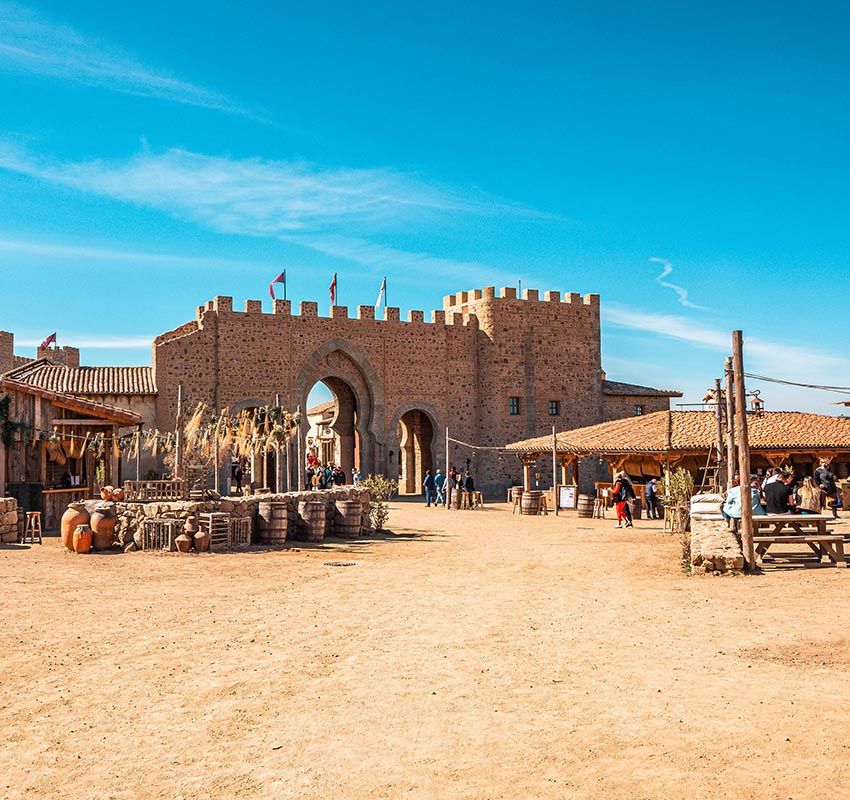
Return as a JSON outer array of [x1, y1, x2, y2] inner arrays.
[[0, 2, 257, 118], [0, 142, 540, 279], [649, 257, 706, 310], [16, 335, 152, 349], [602, 304, 850, 374], [0, 236, 277, 270]]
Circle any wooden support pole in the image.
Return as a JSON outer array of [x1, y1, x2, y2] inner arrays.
[[174, 384, 183, 479], [552, 426, 559, 516], [274, 393, 283, 493], [732, 330, 756, 571], [213, 416, 220, 494], [135, 426, 141, 481], [296, 405, 304, 490], [725, 357, 736, 489], [445, 425, 450, 508], [285, 437, 292, 492], [714, 377, 725, 487]]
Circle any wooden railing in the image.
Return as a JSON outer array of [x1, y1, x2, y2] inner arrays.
[[123, 479, 187, 502]]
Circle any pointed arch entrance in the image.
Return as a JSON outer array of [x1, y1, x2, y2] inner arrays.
[[293, 340, 386, 484]]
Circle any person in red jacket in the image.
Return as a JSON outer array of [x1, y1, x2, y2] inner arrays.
[[612, 471, 635, 528]]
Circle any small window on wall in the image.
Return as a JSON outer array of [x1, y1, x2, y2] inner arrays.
[[634, 405, 644, 416], [509, 396, 520, 415], [548, 400, 560, 416]]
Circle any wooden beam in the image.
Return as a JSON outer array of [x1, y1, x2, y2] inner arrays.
[[714, 377, 725, 486], [732, 330, 756, 571], [724, 357, 736, 489]]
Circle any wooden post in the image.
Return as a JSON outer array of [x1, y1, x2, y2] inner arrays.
[[174, 384, 183, 479], [714, 377, 725, 487], [135, 426, 141, 481], [285, 437, 292, 492], [274, 394, 283, 493], [445, 425, 450, 508], [213, 412, 220, 494], [296, 405, 304, 490], [552, 426, 559, 516], [732, 330, 756, 571], [724, 357, 736, 489]]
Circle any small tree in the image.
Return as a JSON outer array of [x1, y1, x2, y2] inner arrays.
[[361, 474, 398, 532]]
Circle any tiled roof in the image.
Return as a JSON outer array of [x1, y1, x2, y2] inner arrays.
[[602, 379, 682, 398], [507, 410, 850, 454], [0, 375, 142, 426], [3, 359, 156, 395], [307, 400, 336, 418]]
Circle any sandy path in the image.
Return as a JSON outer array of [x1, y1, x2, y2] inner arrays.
[[1, 501, 849, 799]]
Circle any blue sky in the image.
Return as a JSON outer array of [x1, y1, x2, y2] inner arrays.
[[1, 0, 849, 413]]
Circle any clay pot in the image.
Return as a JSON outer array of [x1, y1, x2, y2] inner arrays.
[[100, 486, 114, 501], [194, 531, 210, 553], [184, 516, 199, 535], [61, 503, 89, 552], [73, 524, 92, 554], [111, 487, 125, 502], [175, 533, 192, 553], [90, 505, 117, 551]]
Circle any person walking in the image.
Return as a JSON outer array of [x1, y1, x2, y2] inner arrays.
[[434, 469, 446, 505], [233, 462, 243, 494], [423, 470, 436, 507], [644, 478, 661, 519], [353, 468, 362, 486], [612, 471, 635, 528]]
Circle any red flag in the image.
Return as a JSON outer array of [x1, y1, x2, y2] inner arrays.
[[269, 270, 286, 300], [40, 332, 57, 349], [329, 272, 337, 306]]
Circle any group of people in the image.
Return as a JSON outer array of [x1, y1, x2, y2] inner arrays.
[[306, 463, 347, 490], [422, 467, 475, 507], [722, 458, 842, 524]]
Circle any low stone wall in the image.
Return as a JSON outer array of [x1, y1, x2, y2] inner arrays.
[[0, 497, 21, 544], [690, 513, 744, 573], [114, 487, 373, 550]]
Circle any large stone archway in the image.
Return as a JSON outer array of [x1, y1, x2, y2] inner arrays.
[[293, 339, 386, 483], [388, 402, 443, 494]]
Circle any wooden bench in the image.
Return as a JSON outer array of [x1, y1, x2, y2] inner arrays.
[[753, 534, 846, 567]]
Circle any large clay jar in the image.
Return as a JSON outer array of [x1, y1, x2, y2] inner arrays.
[[194, 531, 210, 553], [90, 504, 117, 551], [73, 524, 92, 554], [111, 487, 125, 502], [175, 533, 192, 553], [100, 486, 114, 501], [61, 502, 89, 552]]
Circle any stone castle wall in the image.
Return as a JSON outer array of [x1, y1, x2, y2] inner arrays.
[[152, 287, 603, 496]]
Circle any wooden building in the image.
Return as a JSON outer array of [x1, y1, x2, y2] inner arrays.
[[506, 410, 850, 490], [0, 368, 141, 528]]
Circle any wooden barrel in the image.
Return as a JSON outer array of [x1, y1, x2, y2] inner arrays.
[[452, 487, 462, 509], [297, 500, 327, 542], [577, 494, 595, 518], [334, 500, 362, 539], [520, 490, 542, 515], [257, 501, 289, 544], [510, 485, 524, 502]]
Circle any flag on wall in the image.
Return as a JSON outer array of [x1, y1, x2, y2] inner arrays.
[[329, 272, 338, 305], [40, 332, 57, 348], [269, 270, 286, 300], [375, 276, 386, 312]]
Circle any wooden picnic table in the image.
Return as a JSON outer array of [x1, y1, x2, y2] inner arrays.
[[751, 513, 846, 568]]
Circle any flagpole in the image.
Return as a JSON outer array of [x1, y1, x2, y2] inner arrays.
[[284, 275, 287, 302]]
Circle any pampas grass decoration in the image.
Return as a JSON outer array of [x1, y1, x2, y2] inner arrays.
[[184, 402, 206, 447]]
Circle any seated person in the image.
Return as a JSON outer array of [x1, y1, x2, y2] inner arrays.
[[764, 471, 796, 514], [723, 475, 766, 525]]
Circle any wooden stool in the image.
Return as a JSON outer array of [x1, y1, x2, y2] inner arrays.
[[593, 498, 606, 518], [537, 495, 549, 516], [461, 491, 471, 510], [23, 512, 43, 544], [512, 495, 521, 514], [471, 490, 484, 509]]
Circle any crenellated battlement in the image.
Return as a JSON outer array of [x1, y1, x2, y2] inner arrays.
[[188, 295, 481, 330], [443, 285, 599, 309]]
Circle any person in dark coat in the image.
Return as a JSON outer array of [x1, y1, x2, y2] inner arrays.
[[463, 471, 475, 493], [423, 470, 437, 507]]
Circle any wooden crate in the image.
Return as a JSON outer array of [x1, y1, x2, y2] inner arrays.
[[200, 512, 230, 551], [141, 519, 179, 551], [229, 516, 252, 548]]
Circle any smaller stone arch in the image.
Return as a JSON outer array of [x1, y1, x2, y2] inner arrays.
[[388, 402, 443, 494]]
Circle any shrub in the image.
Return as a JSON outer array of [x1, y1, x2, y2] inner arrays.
[[361, 474, 398, 532]]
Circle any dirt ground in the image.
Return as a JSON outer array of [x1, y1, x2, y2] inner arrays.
[[2, 500, 849, 800]]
